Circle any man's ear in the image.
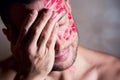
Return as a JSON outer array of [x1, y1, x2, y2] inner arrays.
[[2, 28, 12, 41], [64, 0, 72, 12]]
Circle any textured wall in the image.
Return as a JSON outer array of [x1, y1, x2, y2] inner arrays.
[[0, 0, 120, 60], [71, 0, 120, 58]]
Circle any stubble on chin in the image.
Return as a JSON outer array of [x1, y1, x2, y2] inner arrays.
[[52, 33, 79, 71]]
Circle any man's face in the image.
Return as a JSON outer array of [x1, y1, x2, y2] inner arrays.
[[3, 0, 78, 71]]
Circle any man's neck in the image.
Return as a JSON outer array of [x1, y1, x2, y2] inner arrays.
[[47, 46, 98, 80]]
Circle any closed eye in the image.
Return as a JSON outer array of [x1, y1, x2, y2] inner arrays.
[[58, 13, 67, 26]]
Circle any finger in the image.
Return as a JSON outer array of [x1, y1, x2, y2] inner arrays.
[[48, 23, 59, 50], [28, 9, 53, 47], [16, 10, 38, 46], [38, 11, 66, 48]]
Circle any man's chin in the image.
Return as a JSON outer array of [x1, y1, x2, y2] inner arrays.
[[52, 53, 77, 71], [52, 39, 78, 71], [52, 62, 73, 71]]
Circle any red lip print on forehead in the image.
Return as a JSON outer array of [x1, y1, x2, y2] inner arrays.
[[44, 0, 66, 14]]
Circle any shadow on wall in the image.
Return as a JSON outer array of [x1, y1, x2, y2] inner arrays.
[[70, 0, 120, 57], [0, 0, 120, 60]]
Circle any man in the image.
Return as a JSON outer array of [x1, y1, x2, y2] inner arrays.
[[0, 0, 120, 80]]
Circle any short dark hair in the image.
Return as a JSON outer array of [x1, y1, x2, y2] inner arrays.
[[0, 0, 39, 28], [0, 0, 37, 16]]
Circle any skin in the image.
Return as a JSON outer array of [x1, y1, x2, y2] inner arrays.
[[0, 0, 120, 80]]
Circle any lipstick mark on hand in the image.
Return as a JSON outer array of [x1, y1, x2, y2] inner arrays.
[[58, 13, 76, 41], [44, 0, 76, 41], [44, 0, 66, 14]]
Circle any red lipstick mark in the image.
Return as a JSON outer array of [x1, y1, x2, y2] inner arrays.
[[44, 0, 56, 9], [68, 13, 72, 20], [44, 0, 76, 41], [58, 13, 76, 41], [64, 13, 76, 40], [44, 0, 66, 14]]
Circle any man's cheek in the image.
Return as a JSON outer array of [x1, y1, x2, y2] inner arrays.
[[58, 13, 76, 41], [58, 23, 76, 41], [44, 0, 76, 41]]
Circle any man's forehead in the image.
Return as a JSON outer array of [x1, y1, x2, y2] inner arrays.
[[7, 0, 66, 29], [25, 0, 65, 14]]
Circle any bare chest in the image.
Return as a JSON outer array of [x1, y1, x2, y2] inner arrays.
[[47, 69, 98, 80]]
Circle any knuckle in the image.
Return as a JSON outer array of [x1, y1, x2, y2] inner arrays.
[[43, 11, 52, 18], [42, 32, 47, 38], [39, 14, 50, 23], [47, 40, 52, 45], [48, 19, 54, 24], [32, 28, 40, 35], [22, 28, 28, 33], [41, 35, 46, 40], [27, 46, 34, 54], [40, 32, 47, 41], [29, 11, 37, 18], [28, 10, 38, 21]]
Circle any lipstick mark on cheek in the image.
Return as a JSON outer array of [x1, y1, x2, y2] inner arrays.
[[61, 23, 76, 41], [58, 25, 76, 41], [58, 13, 76, 41], [44, 0, 76, 41]]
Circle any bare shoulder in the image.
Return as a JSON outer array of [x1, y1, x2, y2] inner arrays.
[[77, 46, 120, 80], [77, 46, 120, 64], [97, 55, 120, 80]]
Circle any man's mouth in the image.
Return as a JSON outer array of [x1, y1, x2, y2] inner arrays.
[[55, 48, 70, 62]]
